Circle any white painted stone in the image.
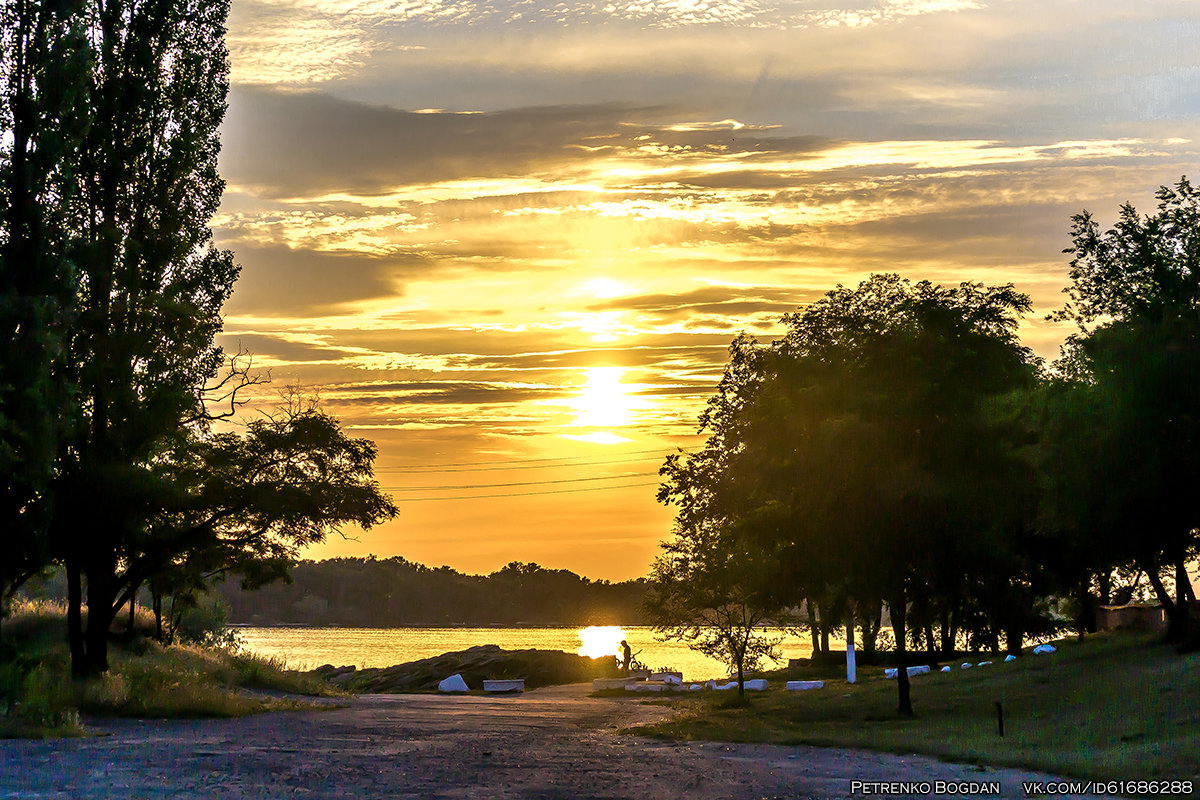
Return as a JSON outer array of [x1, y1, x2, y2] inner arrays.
[[743, 679, 768, 691], [482, 679, 525, 693], [786, 680, 824, 691], [437, 674, 469, 693], [1004, 654, 1017, 662], [1032, 644, 1056, 655]]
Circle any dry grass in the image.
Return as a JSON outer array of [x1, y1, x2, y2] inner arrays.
[[1, 600, 341, 734]]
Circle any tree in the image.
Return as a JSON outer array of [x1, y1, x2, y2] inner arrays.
[[645, 517, 787, 698], [668, 275, 1037, 714], [0, 0, 90, 643], [1053, 177, 1200, 642], [47, 0, 243, 675], [130, 401, 400, 629]]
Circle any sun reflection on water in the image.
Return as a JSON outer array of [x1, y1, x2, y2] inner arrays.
[[577, 625, 626, 659]]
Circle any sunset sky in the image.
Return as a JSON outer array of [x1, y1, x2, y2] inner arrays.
[[213, 0, 1200, 580]]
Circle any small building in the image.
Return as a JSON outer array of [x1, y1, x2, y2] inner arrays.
[[1095, 604, 1166, 632]]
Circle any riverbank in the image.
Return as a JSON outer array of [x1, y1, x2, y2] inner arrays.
[[636, 632, 1199, 787], [0, 601, 337, 738]]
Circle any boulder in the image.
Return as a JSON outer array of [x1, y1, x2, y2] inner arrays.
[[317, 644, 620, 693], [437, 674, 470, 693]]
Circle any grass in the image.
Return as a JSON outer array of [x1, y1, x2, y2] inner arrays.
[[1, 600, 342, 737], [633, 633, 1200, 785]]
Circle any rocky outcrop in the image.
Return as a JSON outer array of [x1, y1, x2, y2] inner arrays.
[[310, 645, 620, 693]]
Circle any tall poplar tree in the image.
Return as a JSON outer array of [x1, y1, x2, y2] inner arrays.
[[52, 0, 238, 675], [0, 0, 90, 634]]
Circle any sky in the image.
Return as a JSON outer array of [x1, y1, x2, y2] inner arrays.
[[213, 0, 1200, 581]]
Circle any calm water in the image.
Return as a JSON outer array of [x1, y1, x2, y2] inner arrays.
[[236, 625, 833, 682]]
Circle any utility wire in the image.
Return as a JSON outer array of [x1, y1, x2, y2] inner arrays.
[[392, 480, 662, 501], [377, 446, 689, 470], [374, 454, 669, 474], [381, 471, 660, 491]]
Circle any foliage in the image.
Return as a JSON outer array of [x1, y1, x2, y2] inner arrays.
[[0, 0, 91, 638], [645, 518, 789, 696], [0, 0, 399, 677], [662, 274, 1039, 714], [39, 0, 241, 676], [214, 557, 650, 626], [1050, 177, 1200, 641]]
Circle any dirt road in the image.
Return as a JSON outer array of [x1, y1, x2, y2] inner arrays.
[[0, 684, 1115, 799]]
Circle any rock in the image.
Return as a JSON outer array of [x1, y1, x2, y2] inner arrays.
[[786, 680, 824, 691], [319, 644, 620, 693], [437, 674, 470, 693]]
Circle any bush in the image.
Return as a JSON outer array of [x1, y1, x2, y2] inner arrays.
[[174, 592, 240, 649], [0, 658, 81, 738]]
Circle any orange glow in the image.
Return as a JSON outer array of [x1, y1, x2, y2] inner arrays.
[[577, 626, 626, 659], [215, 0, 1200, 581]]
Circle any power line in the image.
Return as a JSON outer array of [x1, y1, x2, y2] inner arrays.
[[392, 480, 662, 502], [382, 471, 660, 491], [374, 454, 669, 474], [377, 446, 689, 470]]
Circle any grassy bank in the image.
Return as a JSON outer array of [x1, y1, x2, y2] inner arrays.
[[1, 600, 340, 738], [635, 633, 1199, 784]]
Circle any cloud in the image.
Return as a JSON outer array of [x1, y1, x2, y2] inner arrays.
[[221, 243, 419, 315], [221, 90, 675, 197]]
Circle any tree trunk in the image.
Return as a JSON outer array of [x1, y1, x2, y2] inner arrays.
[[1143, 559, 1184, 642], [1098, 570, 1112, 606], [939, 608, 952, 655], [1004, 624, 1023, 656], [1075, 579, 1096, 638], [152, 588, 163, 641], [809, 599, 819, 652], [1175, 558, 1194, 636], [890, 592, 913, 717], [83, 558, 118, 675], [860, 597, 881, 655], [67, 558, 86, 678]]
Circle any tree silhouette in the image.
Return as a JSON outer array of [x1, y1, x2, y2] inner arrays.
[[0, 0, 90, 644], [665, 275, 1037, 714], [1054, 178, 1200, 642]]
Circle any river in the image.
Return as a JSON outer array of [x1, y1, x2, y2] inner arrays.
[[235, 625, 837, 682]]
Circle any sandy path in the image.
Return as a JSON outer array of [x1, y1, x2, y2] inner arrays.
[[0, 684, 1117, 799]]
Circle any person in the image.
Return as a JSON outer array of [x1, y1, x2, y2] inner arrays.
[[620, 639, 632, 673]]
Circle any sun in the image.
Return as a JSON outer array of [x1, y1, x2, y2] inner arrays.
[[572, 367, 636, 428], [577, 626, 626, 660]]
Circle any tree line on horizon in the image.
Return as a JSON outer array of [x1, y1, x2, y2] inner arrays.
[[210, 558, 651, 627], [1, 0, 396, 678], [647, 180, 1200, 706]]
